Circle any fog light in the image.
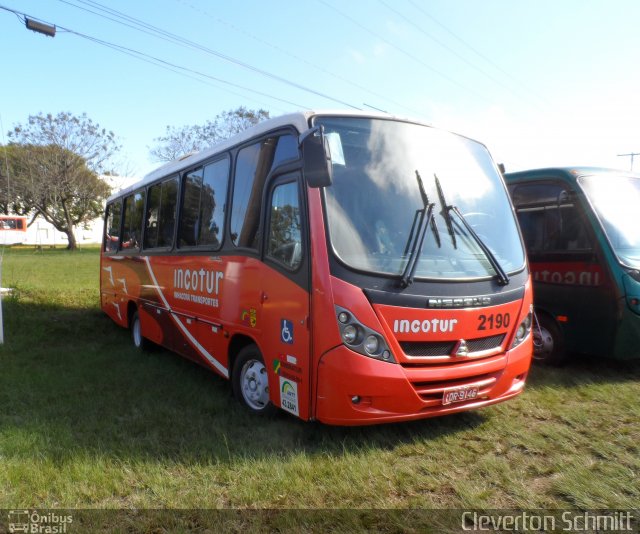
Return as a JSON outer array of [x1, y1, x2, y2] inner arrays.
[[382, 350, 391, 361], [338, 311, 350, 323], [363, 335, 379, 354], [351, 395, 361, 404]]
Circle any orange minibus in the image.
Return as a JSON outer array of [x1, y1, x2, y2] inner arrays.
[[101, 111, 533, 425]]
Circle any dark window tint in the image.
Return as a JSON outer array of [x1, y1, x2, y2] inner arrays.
[[511, 183, 567, 207], [230, 134, 296, 249], [199, 159, 229, 248], [178, 158, 229, 249], [267, 181, 302, 270], [273, 134, 299, 165], [144, 178, 178, 249], [179, 168, 204, 247], [104, 201, 121, 252], [144, 184, 161, 248], [512, 183, 592, 254], [121, 191, 145, 251]]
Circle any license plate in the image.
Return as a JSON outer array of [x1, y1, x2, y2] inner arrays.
[[442, 385, 480, 405]]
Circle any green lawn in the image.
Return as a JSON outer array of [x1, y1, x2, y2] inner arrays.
[[0, 246, 638, 531]]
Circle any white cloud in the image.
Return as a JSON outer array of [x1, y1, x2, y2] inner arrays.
[[428, 98, 640, 174]]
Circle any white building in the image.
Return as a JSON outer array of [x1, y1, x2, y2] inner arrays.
[[13, 175, 137, 247]]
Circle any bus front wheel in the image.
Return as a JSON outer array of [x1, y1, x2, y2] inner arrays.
[[232, 346, 276, 416], [533, 313, 566, 365]]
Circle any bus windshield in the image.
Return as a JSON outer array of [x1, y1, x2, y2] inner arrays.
[[315, 116, 525, 281], [579, 173, 640, 269]]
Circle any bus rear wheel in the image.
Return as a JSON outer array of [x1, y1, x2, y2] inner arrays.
[[232, 345, 276, 416], [533, 313, 566, 365], [130, 310, 151, 351]]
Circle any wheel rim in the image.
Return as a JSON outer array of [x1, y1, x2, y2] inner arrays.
[[132, 317, 142, 348], [533, 324, 554, 360], [240, 359, 270, 410]]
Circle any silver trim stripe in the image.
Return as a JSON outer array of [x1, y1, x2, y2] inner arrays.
[[144, 257, 229, 378]]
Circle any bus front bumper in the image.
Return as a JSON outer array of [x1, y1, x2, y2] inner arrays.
[[314, 339, 532, 426]]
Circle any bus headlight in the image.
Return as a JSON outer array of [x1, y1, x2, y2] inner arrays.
[[511, 306, 533, 348], [335, 305, 395, 363], [364, 335, 380, 354], [342, 324, 359, 345]]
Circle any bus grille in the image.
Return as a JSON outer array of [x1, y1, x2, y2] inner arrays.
[[400, 334, 505, 358]]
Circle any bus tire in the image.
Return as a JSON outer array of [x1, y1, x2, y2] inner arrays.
[[232, 345, 276, 416], [130, 310, 151, 352], [533, 313, 566, 365]]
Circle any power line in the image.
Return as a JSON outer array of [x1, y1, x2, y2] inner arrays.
[[173, 0, 424, 118], [377, 0, 530, 105], [55, 0, 361, 110], [617, 152, 640, 171], [0, 4, 309, 110], [315, 0, 493, 105], [406, 0, 548, 107]]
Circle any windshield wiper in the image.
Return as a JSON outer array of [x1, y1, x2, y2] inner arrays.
[[435, 174, 457, 249], [434, 174, 510, 286], [400, 171, 440, 288]]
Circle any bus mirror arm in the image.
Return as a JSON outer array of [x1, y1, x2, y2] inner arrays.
[[300, 126, 333, 188]]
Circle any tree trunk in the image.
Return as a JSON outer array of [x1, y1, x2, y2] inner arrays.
[[65, 229, 78, 250]]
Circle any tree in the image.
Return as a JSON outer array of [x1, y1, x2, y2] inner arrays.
[[4, 112, 120, 250], [150, 107, 270, 162]]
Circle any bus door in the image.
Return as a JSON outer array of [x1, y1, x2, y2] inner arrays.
[[511, 181, 615, 354], [259, 172, 311, 419]]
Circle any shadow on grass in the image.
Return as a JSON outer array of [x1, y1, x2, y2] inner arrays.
[[3, 297, 638, 465], [0, 299, 490, 465], [526, 350, 640, 390]]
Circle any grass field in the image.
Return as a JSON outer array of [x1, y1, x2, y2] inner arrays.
[[0, 247, 638, 531]]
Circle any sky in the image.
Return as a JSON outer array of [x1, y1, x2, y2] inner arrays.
[[2, 0, 640, 183]]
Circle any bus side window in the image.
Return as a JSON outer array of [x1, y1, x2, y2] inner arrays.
[[145, 177, 178, 249], [104, 201, 122, 252], [198, 159, 229, 249], [230, 134, 297, 249], [179, 168, 204, 248], [144, 183, 162, 249], [513, 183, 592, 255], [158, 178, 178, 248], [121, 190, 145, 251], [178, 159, 228, 249], [267, 181, 302, 270]]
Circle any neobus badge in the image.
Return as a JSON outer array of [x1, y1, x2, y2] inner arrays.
[[428, 297, 491, 308]]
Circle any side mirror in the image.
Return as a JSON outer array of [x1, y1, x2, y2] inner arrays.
[[300, 126, 333, 188]]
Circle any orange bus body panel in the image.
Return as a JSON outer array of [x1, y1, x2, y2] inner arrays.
[[101, 252, 312, 419], [314, 274, 533, 425]]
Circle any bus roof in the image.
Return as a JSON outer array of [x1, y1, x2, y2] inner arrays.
[[107, 109, 430, 202], [504, 166, 639, 184]]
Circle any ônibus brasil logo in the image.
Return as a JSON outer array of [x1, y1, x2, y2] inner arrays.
[[7, 510, 73, 533]]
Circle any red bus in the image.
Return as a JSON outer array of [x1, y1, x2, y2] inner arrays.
[[0, 215, 27, 245], [100, 111, 533, 425]]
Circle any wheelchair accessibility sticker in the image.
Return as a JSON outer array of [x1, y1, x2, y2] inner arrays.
[[281, 319, 294, 344]]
